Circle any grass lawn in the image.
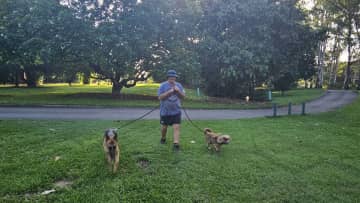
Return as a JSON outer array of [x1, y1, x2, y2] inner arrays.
[[0, 84, 324, 109], [0, 96, 359, 202]]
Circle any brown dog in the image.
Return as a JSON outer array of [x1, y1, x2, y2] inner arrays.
[[103, 128, 120, 173], [204, 128, 230, 152]]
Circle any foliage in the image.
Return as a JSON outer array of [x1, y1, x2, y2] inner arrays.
[[196, 0, 319, 98], [0, 0, 88, 87], [0, 0, 323, 96], [273, 72, 296, 95], [310, 0, 360, 89]]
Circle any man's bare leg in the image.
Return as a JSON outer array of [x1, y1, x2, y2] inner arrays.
[[173, 124, 180, 144], [161, 125, 168, 143]]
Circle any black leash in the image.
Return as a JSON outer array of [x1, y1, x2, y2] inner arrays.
[[117, 105, 159, 129], [115, 104, 203, 133], [182, 106, 204, 133]]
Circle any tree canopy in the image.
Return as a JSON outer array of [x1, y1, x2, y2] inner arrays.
[[1, 0, 358, 97]]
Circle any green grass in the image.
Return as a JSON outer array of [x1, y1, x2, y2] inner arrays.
[[0, 95, 359, 202], [0, 84, 324, 109], [271, 88, 325, 105]]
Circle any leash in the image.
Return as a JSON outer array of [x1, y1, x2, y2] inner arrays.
[[117, 105, 159, 129], [116, 103, 203, 133], [182, 106, 204, 133]]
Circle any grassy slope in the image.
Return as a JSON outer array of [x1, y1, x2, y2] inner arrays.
[[0, 84, 324, 109], [0, 94, 359, 202]]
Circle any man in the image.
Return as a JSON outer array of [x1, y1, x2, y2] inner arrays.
[[158, 70, 186, 151]]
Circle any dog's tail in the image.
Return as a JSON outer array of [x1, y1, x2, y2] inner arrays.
[[204, 128, 212, 134]]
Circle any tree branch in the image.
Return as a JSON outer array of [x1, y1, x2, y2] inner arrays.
[[89, 63, 112, 80], [120, 71, 151, 88]]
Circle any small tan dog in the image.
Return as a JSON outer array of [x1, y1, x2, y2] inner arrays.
[[103, 128, 120, 173], [204, 128, 231, 152]]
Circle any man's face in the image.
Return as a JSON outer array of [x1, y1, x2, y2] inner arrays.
[[167, 77, 176, 84]]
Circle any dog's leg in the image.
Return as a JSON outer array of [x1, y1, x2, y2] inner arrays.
[[113, 145, 120, 173], [103, 143, 113, 172], [103, 143, 111, 163], [214, 144, 220, 152], [207, 142, 211, 150], [205, 136, 212, 150]]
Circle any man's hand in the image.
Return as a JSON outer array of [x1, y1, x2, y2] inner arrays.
[[168, 88, 175, 94], [174, 86, 185, 99], [174, 86, 180, 92], [159, 87, 174, 100]]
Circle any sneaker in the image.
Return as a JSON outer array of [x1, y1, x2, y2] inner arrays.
[[160, 138, 166, 144], [173, 143, 180, 152]]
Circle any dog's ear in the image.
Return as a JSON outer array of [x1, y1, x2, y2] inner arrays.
[[113, 131, 118, 140], [104, 129, 110, 139], [204, 128, 212, 134]]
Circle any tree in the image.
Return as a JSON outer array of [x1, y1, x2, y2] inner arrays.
[[274, 71, 295, 95], [151, 44, 202, 87], [0, 0, 83, 87], [196, 0, 319, 98], [151, 0, 203, 87], [63, 0, 170, 95], [314, 0, 360, 89]]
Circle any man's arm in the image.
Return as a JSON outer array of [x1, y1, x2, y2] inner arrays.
[[174, 86, 185, 99], [158, 88, 175, 100]]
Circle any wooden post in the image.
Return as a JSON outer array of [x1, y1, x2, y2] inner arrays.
[[288, 102, 292, 115], [302, 102, 306, 115], [273, 103, 277, 117]]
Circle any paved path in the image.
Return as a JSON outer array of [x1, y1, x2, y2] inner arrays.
[[0, 90, 357, 120]]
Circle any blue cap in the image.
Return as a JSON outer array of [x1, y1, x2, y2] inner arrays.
[[167, 70, 178, 78]]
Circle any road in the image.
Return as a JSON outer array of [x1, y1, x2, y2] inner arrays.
[[0, 90, 357, 120]]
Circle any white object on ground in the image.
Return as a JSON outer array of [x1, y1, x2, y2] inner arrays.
[[41, 189, 56, 195]]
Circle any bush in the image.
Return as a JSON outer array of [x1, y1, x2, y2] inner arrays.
[[252, 89, 269, 101]]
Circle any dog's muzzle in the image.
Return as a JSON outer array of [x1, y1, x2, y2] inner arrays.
[[108, 145, 116, 151], [108, 145, 117, 160]]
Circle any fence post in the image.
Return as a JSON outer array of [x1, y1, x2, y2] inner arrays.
[[273, 103, 277, 117], [302, 102, 306, 115], [268, 90, 272, 101], [288, 102, 292, 115]]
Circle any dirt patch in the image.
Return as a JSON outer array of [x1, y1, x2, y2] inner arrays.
[[137, 158, 150, 169], [24, 192, 37, 198], [64, 93, 157, 100], [54, 180, 73, 189]]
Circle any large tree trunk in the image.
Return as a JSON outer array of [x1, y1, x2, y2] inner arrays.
[[343, 18, 352, 90], [14, 65, 21, 87], [332, 56, 339, 86], [111, 71, 122, 96], [24, 65, 38, 88], [329, 34, 340, 87], [316, 41, 326, 88], [82, 71, 90, 84], [112, 80, 122, 96]]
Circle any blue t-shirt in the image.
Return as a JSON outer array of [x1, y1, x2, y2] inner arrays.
[[158, 81, 185, 116]]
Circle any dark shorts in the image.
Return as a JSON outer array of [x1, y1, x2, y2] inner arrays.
[[160, 113, 181, 126]]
